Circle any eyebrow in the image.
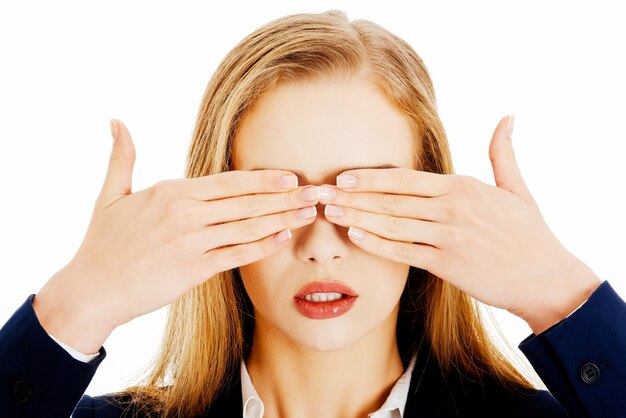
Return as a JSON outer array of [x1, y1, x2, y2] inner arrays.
[[250, 164, 400, 185]]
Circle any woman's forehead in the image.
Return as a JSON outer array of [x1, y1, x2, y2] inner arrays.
[[233, 77, 415, 174]]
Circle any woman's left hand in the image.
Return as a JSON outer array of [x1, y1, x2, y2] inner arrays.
[[319, 115, 602, 335]]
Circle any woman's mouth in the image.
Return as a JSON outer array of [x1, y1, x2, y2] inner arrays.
[[303, 292, 343, 302], [293, 280, 359, 319]]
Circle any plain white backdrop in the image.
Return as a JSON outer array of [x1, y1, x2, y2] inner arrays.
[[1, 0, 625, 397]]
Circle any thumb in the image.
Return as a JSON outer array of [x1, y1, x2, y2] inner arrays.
[[488, 114, 538, 208], [97, 119, 136, 208]]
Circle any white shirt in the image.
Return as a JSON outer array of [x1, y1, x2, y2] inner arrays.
[[49, 332, 418, 418]]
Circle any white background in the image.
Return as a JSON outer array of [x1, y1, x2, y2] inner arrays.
[[1, 0, 625, 397]]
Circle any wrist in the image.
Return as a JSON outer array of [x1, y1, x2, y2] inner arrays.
[[33, 267, 117, 355], [522, 264, 602, 335]]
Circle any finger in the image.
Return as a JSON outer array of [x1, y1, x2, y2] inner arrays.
[[345, 226, 439, 270], [183, 169, 300, 201], [191, 185, 321, 227], [97, 119, 136, 209], [199, 227, 294, 279], [323, 204, 446, 248], [194, 204, 317, 251], [488, 115, 538, 208], [335, 167, 451, 197], [318, 185, 446, 223]]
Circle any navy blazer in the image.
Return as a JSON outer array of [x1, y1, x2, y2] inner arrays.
[[1, 280, 625, 418]]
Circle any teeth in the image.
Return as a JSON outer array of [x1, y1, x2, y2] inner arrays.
[[304, 292, 343, 302]]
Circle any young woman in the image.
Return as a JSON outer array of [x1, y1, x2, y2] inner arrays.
[[1, 9, 625, 418]]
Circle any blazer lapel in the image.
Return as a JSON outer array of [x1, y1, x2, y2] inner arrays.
[[403, 341, 467, 417]]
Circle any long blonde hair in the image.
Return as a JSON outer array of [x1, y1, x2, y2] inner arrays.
[[111, 9, 545, 417]]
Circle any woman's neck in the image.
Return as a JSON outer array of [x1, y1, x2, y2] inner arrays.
[[246, 311, 405, 418]]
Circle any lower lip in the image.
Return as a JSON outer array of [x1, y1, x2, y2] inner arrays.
[[293, 295, 358, 319]]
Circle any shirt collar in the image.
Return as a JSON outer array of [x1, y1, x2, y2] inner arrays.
[[241, 351, 418, 418]]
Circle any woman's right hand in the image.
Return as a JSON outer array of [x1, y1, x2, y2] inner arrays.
[[32, 119, 321, 354]]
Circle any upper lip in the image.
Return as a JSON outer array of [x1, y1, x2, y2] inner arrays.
[[294, 280, 358, 298]]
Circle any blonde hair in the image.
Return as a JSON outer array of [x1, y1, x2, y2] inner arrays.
[[109, 9, 545, 417]]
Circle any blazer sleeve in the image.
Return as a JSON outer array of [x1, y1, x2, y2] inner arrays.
[[518, 280, 626, 418], [0, 293, 129, 418]]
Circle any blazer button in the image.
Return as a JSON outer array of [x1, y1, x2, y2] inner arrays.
[[580, 363, 601, 384], [13, 380, 32, 402]]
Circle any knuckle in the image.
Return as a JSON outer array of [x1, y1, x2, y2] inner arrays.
[[441, 194, 472, 224], [239, 194, 259, 215], [218, 171, 241, 194], [385, 216, 404, 236], [151, 179, 173, 200], [171, 233, 195, 257], [444, 226, 466, 247], [457, 174, 479, 194], [395, 242, 414, 262], [164, 199, 189, 228], [438, 199, 456, 222], [381, 193, 400, 212], [418, 246, 438, 270], [226, 243, 248, 264], [239, 217, 258, 238], [396, 169, 415, 191], [445, 198, 468, 223]]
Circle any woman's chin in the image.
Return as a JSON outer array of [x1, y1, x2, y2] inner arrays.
[[285, 325, 363, 353]]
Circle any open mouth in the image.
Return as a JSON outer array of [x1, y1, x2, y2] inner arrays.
[[301, 292, 348, 302], [293, 293, 358, 319]]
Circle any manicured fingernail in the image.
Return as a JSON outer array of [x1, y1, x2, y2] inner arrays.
[[110, 119, 119, 143], [506, 114, 515, 139], [300, 186, 320, 202], [336, 174, 356, 188], [274, 228, 292, 243], [319, 186, 337, 200], [348, 226, 364, 240], [279, 175, 298, 189], [296, 205, 317, 219], [325, 204, 344, 217]]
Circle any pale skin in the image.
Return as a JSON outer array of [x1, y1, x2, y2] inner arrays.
[[234, 76, 415, 418], [31, 75, 602, 418], [234, 76, 602, 418], [233, 76, 602, 418]]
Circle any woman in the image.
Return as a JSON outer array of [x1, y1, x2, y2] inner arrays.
[[1, 9, 625, 418]]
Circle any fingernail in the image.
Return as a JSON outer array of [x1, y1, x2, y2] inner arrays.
[[325, 204, 344, 217], [319, 186, 337, 200], [274, 228, 292, 244], [110, 119, 119, 143], [348, 226, 364, 240], [279, 174, 298, 189], [506, 114, 515, 139], [300, 186, 320, 202], [296, 205, 317, 219], [336, 174, 356, 188]]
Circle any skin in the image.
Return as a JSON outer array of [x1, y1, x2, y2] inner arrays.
[[234, 74, 602, 418], [30, 70, 601, 418], [234, 75, 415, 418]]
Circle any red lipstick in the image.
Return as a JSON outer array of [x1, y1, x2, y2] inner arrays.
[[293, 280, 358, 319]]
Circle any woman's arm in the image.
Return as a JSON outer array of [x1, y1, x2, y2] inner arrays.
[[0, 294, 111, 417], [519, 279, 626, 418]]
